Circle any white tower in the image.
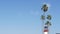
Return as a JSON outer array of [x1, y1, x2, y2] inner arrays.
[[41, 4, 52, 34]]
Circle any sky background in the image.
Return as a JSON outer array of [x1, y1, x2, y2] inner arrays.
[[0, 0, 60, 34]]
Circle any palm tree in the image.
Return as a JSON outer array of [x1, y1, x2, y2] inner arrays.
[[41, 15, 45, 20], [47, 15, 51, 20], [41, 4, 48, 12], [45, 21, 51, 26]]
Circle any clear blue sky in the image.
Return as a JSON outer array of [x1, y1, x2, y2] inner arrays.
[[0, 0, 60, 34]]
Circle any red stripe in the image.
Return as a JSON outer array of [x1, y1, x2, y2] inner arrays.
[[44, 30, 48, 32]]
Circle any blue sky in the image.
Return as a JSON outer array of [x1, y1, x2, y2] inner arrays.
[[0, 0, 60, 34]]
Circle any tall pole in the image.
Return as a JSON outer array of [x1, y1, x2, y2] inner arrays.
[[41, 4, 52, 34]]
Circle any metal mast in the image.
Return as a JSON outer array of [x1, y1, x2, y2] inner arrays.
[[41, 4, 52, 34]]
